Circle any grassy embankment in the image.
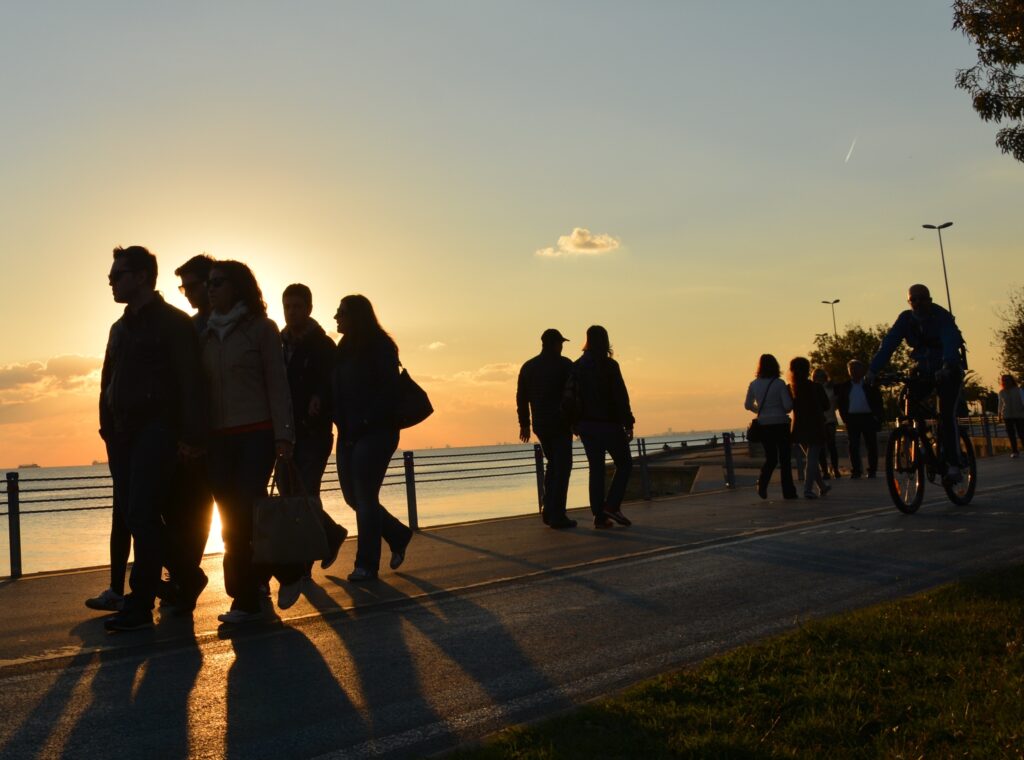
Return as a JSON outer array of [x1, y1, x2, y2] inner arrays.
[[453, 564, 1024, 758]]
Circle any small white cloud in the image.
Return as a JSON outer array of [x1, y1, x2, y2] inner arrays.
[[422, 342, 447, 351], [0, 356, 102, 391], [535, 227, 620, 258], [451, 362, 519, 384]]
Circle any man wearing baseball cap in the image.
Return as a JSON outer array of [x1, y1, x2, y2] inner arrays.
[[516, 329, 576, 528]]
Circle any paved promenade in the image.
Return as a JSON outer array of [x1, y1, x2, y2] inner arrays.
[[1, 457, 1022, 759]]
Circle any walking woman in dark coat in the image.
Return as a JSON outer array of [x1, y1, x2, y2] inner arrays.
[[789, 356, 831, 499], [572, 325, 635, 529], [332, 295, 413, 581]]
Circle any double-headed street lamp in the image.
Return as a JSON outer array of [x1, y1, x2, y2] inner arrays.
[[922, 221, 954, 314], [821, 299, 840, 337]]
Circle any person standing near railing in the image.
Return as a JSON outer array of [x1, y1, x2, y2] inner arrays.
[[744, 353, 797, 500], [569, 325, 634, 529], [279, 283, 348, 574], [98, 246, 206, 632], [332, 294, 413, 581], [202, 260, 299, 624], [517, 329, 576, 529], [998, 374, 1024, 459]]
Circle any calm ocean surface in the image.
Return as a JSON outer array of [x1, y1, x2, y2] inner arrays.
[[1, 432, 733, 576]]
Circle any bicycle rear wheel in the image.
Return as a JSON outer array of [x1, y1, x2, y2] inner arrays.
[[886, 427, 924, 513], [944, 430, 977, 506]]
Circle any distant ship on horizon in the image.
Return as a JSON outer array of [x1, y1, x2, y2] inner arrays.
[[18, 463, 40, 469]]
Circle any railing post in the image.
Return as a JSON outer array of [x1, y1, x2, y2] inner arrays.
[[403, 451, 419, 531], [532, 444, 545, 514], [636, 437, 652, 500], [980, 411, 994, 458], [723, 432, 736, 489], [6, 472, 22, 579]]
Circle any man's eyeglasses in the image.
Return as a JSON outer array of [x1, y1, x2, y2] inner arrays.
[[179, 279, 206, 295], [108, 269, 137, 285], [207, 277, 228, 289]]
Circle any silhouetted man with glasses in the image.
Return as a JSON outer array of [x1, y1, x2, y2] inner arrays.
[[99, 246, 205, 631]]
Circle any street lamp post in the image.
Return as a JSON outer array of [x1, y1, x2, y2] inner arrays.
[[922, 221, 954, 314], [821, 299, 840, 337]]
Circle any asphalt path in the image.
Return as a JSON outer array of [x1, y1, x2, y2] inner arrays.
[[1, 458, 1022, 759]]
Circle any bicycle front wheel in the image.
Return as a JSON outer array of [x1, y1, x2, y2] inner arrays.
[[886, 427, 924, 514], [944, 430, 977, 506]]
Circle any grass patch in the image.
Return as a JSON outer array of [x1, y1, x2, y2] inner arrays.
[[453, 565, 1024, 758]]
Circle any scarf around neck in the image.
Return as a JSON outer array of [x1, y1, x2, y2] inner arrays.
[[207, 302, 249, 341]]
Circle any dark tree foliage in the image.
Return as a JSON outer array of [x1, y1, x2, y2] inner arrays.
[[953, 0, 1024, 162], [809, 324, 913, 383], [995, 285, 1024, 377]]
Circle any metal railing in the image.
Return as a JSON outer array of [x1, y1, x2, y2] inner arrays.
[[2, 434, 732, 579]]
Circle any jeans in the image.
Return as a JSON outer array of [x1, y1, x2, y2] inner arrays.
[[801, 444, 825, 495], [207, 429, 289, 612], [909, 376, 962, 470], [107, 421, 178, 612], [537, 432, 573, 521], [1007, 418, 1024, 455], [820, 422, 839, 476], [579, 428, 633, 516], [758, 423, 797, 498], [846, 413, 878, 476], [337, 428, 410, 573], [164, 455, 214, 593]]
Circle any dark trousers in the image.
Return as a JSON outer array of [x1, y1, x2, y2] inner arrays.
[[580, 429, 633, 516], [846, 413, 879, 476], [207, 429, 301, 612], [102, 443, 132, 593], [107, 422, 177, 612], [164, 456, 214, 592], [1007, 418, 1024, 454], [337, 428, 410, 573], [759, 423, 797, 498], [909, 377, 962, 470], [537, 431, 573, 521], [819, 422, 839, 476], [279, 431, 346, 573]]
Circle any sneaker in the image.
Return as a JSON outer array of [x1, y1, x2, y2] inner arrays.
[[85, 588, 124, 612], [277, 580, 302, 610], [347, 567, 378, 582], [217, 608, 263, 625], [390, 534, 412, 571], [322, 525, 349, 570], [606, 510, 632, 527], [804, 491, 818, 499], [594, 515, 615, 529], [104, 609, 153, 632], [548, 517, 578, 529], [942, 469, 963, 486], [821, 484, 832, 496], [1011, 452, 1019, 459]]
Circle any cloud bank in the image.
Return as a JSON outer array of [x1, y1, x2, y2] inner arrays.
[[535, 227, 620, 258]]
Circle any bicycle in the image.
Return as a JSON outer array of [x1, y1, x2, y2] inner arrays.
[[875, 372, 977, 513]]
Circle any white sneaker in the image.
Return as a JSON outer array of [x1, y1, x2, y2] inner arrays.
[[277, 581, 302, 610], [1011, 452, 1019, 459], [217, 608, 263, 625], [85, 588, 124, 611]]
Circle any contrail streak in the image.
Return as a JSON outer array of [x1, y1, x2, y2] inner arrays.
[[844, 137, 858, 163]]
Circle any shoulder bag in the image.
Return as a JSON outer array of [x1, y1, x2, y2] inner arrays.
[[746, 378, 776, 443], [396, 365, 434, 429]]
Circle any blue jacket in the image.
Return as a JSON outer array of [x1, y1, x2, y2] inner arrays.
[[869, 303, 965, 376]]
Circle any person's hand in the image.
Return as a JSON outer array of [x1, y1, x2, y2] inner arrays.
[[308, 395, 322, 417], [518, 425, 530, 444], [275, 439, 294, 459], [624, 426, 634, 442]]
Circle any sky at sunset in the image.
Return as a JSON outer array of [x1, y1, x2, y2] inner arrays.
[[1, 2, 1021, 468]]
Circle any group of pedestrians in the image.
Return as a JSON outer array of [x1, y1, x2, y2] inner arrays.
[[516, 325, 635, 530], [92, 246, 411, 631], [745, 283, 972, 499]]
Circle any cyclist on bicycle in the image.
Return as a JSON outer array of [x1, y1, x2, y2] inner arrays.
[[866, 283, 967, 484]]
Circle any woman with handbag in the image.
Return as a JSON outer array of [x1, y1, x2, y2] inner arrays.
[[332, 294, 413, 581], [201, 260, 301, 625], [744, 354, 797, 500]]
